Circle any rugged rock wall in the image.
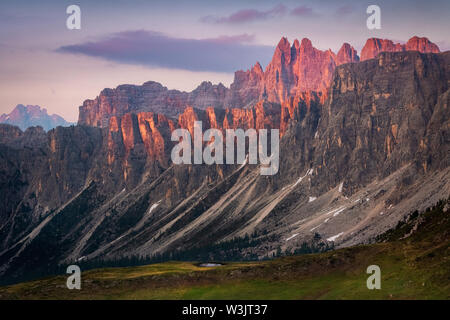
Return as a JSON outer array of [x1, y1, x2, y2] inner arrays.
[[78, 81, 229, 127], [78, 36, 439, 129], [360, 36, 439, 61]]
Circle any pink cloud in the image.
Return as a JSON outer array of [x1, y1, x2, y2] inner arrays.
[[291, 6, 314, 16], [201, 4, 287, 24], [56, 30, 274, 73], [291, 5, 314, 16], [336, 5, 354, 15], [206, 34, 255, 44]]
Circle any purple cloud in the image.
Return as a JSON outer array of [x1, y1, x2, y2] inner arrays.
[[291, 5, 314, 16], [205, 34, 255, 44], [201, 4, 287, 24], [56, 30, 274, 73], [336, 5, 354, 15]]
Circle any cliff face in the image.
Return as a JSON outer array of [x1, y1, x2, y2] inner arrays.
[[360, 36, 440, 61], [77, 36, 440, 129], [76, 37, 360, 129], [106, 102, 282, 170], [313, 51, 450, 192], [78, 81, 228, 127], [229, 38, 360, 107]]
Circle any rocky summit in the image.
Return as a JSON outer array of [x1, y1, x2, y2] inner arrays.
[[360, 36, 440, 61], [0, 105, 73, 131], [0, 36, 448, 284]]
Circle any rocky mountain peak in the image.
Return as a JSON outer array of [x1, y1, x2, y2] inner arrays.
[[0, 104, 73, 131], [336, 43, 360, 65], [251, 62, 264, 75], [77, 36, 442, 130], [405, 36, 440, 53], [270, 37, 292, 67], [292, 39, 300, 51], [299, 38, 314, 53], [361, 36, 440, 61]]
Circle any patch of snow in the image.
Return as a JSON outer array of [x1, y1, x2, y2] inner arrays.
[[310, 224, 322, 232], [379, 212, 384, 216], [199, 263, 222, 267], [333, 207, 346, 217], [148, 200, 161, 214], [366, 197, 370, 201], [293, 168, 314, 187], [324, 218, 330, 223], [293, 175, 306, 187], [309, 196, 317, 202], [388, 204, 393, 209], [338, 182, 343, 193], [327, 232, 344, 242], [239, 155, 249, 169], [115, 234, 125, 241], [314, 131, 319, 139], [285, 233, 299, 241], [353, 198, 361, 203], [324, 206, 346, 216]]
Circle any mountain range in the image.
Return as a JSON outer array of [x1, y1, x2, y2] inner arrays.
[[0, 105, 73, 131], [78, 36, 439, 128], [0, 35, 448, 284]]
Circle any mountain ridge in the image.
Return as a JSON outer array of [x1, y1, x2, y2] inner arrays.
[[0, 105, 74, 131], [78, 36, 440, 128]]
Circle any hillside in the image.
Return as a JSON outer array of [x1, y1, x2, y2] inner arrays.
[[0, 199, 448, 300]]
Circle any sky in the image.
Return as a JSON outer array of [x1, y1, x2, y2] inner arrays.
[[0, 0, 449, 122]]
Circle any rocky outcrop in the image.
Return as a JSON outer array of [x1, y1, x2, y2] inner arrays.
[[229, 38, 360, 107], [106, 102, 282, 168], [77, 36, 440, 130], [336, 43, 360, 65], [360, 36, 440, 61], [310, 51, 450, 194], [77, 37, 360, 127], [78, 81, 228, 127]]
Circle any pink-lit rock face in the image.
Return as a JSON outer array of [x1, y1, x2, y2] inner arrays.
[[78, 81, 228, 127], [78, 36, 440, 135], [77, 37, 361, 128], [336, 43, 360, 65], [107, 111, 175, 166], [231, 37, 360, 107], [361, 36, 440, 61], [105, 102, 283, 168]]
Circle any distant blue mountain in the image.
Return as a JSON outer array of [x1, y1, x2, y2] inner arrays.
[[0, 105, 74, 131]]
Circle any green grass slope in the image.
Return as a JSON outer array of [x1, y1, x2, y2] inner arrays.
[[0, 200, 449, 300]]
